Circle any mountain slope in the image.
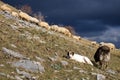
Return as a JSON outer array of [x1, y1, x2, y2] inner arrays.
[[0, 1, 120, 80]]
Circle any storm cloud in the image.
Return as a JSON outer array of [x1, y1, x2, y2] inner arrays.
[[85, 27, 120, 48]]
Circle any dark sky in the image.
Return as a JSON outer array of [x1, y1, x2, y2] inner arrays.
[[2, 0, 120, 48]]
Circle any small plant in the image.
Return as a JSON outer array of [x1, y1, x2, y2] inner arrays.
[[51, 63, 62, 70], [33, 12, 45, 21], [19, 4, 33, 15], [65, 25, 76, 35]]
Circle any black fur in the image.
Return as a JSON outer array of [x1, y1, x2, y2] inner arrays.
[[94, 45, 110, 69]]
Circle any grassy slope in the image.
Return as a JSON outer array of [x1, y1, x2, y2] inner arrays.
[[0, 1, 120, 80]]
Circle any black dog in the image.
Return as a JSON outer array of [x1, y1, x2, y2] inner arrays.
[[94, 45, 110, 69]]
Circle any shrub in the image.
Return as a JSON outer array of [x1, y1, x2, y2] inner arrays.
[[19, 4, 32, 15], [65, 25, 76, 35], [33, 12, 45, 21]]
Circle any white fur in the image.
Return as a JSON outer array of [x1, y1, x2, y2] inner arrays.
[[99, 42, 115, 50], [30, 17, 39, 24], [38, 21, 50, 30], [91, 41, 97, 45], [72, 35, 81, 41], [57, 27, 71, 37], [69, 53, 93, 66], [18, 10, 31, 21], [50, 25, 59, 31], [1, 4, 12, 12], [11, 11, 19, 17]]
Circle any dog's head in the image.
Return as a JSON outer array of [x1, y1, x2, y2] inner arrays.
[[66, 51, 74, 59]]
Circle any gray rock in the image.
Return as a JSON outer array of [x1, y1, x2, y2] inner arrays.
[[0, 64, 4, 67], [2, 47, 26, 59], [10, 24, 18, 30], [15, 76, 23, 80], [12, 60, 45, 73], [106, 69, 116, 74], [2, 11, 14, 19], [16, 68, 32, 79], [0, 72, 6, 76], [97, 74, 106, 80], [15, 69, 36, 80], [61, 61, 68, 66], [0, 72, 17, 79], [6, 74, 15, 79]]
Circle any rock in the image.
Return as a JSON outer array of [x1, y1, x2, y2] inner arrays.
[[2, 47, 26, 59], [0, 64, 4, 67], [16, 68, 33, 80], [2, 11, 14, 19], [0, 72, 6, 76], [12, 60, 45, 73], [15, 75, 23, 80], [0, 72, 17, 80], [10, 24, 18, 30], [6, 74, 15, 79], [16, 68, 31, 77], [97, 74, 106, 80], [61, 61, 68, 66], [106, 69, 116, 74]]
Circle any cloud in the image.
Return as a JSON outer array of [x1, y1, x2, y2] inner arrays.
[[84, 26, 120, 47], [3, 0, 120, 24], [43, 0, 120, 18], [39, 0, 120, 30]]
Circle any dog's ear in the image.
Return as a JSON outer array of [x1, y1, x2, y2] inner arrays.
[[71, 52, 74, 56], [64, 51, 70, 59], [67, 51, 70, 56]]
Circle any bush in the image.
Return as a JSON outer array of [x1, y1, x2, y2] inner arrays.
[[65, 25, 76, 35], [19, 4, 33, 15], [33, 12, 45, 21]]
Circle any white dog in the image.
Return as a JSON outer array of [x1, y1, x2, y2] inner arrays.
[[67, 51, 93, 66]]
